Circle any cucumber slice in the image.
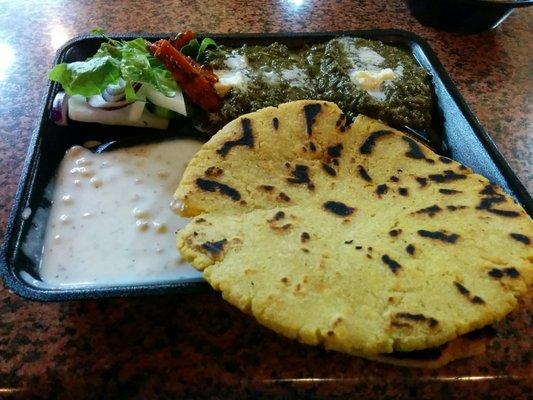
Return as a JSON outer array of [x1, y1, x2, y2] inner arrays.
[[151, 104, 175, 119], [145, 85, 187, 116]]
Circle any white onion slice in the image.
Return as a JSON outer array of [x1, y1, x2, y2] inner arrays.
[[51, 92, 69, 126], [68, 95, 168, 129]]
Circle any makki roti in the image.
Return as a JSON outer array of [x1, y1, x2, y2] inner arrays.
[[175, 100, 532, 367]]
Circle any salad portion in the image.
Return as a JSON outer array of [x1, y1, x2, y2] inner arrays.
[[49, 30, 222, 129]]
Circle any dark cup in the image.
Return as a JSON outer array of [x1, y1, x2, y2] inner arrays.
[[407, 0, 533, 33]]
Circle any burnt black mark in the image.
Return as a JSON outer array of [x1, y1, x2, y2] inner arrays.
[[415, 204, 442, 217], [406, 244, 415, 255], [477, 196, 505, 209], [390, 176, 399, 182], [510, 233, 530, 245], [336, 113, 345, 127], [376, 184, 388, 196], [395, 312, 438, 328], [476, 186, 520, 218], [303, 103, 322, 135], [195, 218, 206, 223], [418, 230, 459, 243], [201, 239, 228, 257], [322, 163, 336, 176], [323, 201, 355, 217], [344, 240, 353, 244], [398, 187, 409, 196], [196, 178, 241, 201], [459, 165, 468, 171], [327, 144, 343, 158], [273, 211, 285, 221], [382, 255, 401, 274], [359, 130, 393, 154], [480, 185, 498, 196], [446, 205, 467, 211], [453, 282, 485, 305], [259, 185, 274, 192], [355, 245, 363, 250], [454, 282, 470, 296], [389, 229, 402, 237], [301, 232, 310, 243], [486, 209, 520, 218], [277, 192, 291, 202], [402, 136, 426, 160], [439, 156, 452, 164], [416, 177, 428, 187], [428, 170, 467, 183], [309, 141, 317, 152], [505, 267, 520, 278], [217, 118, 254, 157], [439, 188, 462, 195], [358, 165, 372, 182], [287, 165, 314, 189], [204, 166, 223, 177], [488, 267, 520, 279], [272, 117, 279, 130], [488, 268, 504, 279]]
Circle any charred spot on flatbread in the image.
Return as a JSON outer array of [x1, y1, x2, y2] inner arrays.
[[359, 130, 393, 154], [303, 103, 322, 135], [418, 229, 459, 243], [217, 118, 254, 157], [196, 178, 241, 201], [323, 201, 355, 217]]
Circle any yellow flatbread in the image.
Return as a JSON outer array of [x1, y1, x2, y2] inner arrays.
[[175, 100, 532, 365]]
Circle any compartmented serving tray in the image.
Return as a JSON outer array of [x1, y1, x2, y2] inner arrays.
[[1, 30, 531, 301]]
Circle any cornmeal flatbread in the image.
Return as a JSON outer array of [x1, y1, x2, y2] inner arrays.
[[175, 100, 532, 367]]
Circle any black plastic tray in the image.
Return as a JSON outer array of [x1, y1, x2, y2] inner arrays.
[[1, 30, 531, 301]]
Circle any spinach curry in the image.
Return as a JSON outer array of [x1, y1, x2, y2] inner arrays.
[[201, 37, 432, 131]]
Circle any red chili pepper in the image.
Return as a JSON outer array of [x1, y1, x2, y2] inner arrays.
[[149, 39, 222, 112], [170, 30, 196, 50]]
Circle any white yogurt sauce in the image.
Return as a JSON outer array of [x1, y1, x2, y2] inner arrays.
[[39, 139, 204, 287]]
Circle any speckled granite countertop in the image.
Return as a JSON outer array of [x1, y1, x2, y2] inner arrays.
[[0, 0, 531, 398]]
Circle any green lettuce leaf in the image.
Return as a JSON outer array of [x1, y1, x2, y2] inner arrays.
[[180, 38, 200, 59], [48, 33, 179, 99], [48, 56, 121, 97], [196, 38, 218, 62], [181, 37, 219, 62]]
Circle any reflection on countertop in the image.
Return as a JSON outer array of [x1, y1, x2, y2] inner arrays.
[[0, 0, 531, 398]]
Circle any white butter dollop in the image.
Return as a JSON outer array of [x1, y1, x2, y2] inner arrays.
[[214, 70, 248, 96], [350, 68, 397, 91], [214, 54, 250, 96]]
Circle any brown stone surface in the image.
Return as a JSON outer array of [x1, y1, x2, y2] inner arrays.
[[0, 0, 531, 398]]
